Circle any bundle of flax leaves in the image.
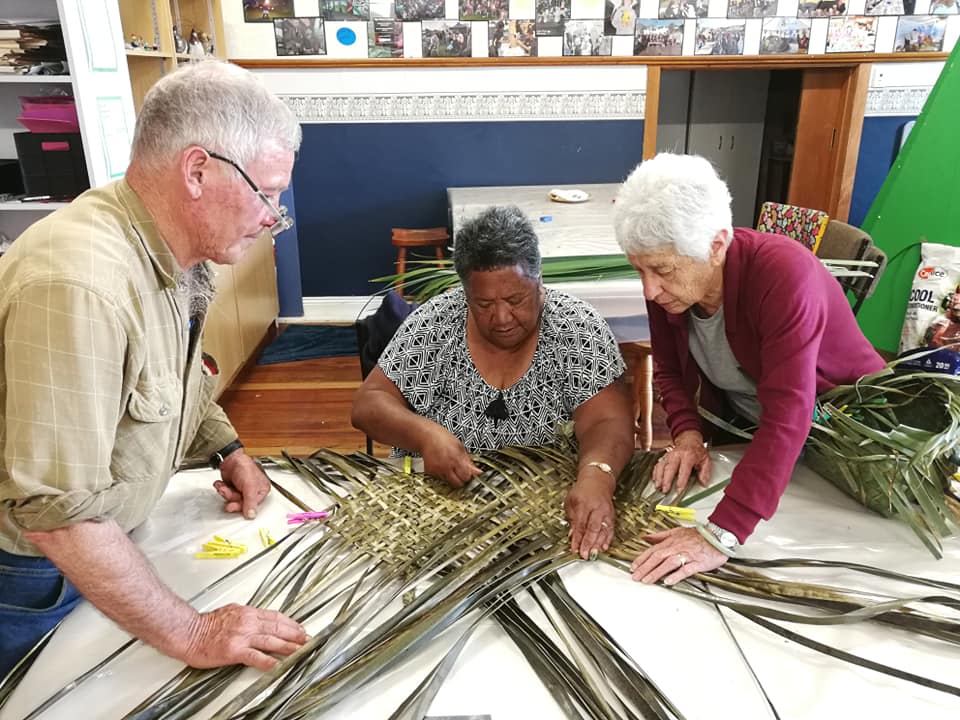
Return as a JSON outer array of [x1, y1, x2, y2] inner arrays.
[[806, 364, 960, 558], [7, 442, 960, 720]]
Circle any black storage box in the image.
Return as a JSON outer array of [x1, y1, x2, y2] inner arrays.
[[0, 159, 25, 196], [14, 132, 90, 199]]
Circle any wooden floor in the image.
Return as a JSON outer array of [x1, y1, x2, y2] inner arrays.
[[219, 354, 672, 457]]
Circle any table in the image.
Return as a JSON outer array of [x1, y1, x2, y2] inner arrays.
[[4, 452, 958, 720], [448, 183, 623, 259]]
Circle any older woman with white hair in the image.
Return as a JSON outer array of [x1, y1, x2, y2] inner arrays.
[[614, 153, 884, 584]]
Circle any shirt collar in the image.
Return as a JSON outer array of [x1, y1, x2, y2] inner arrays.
[[115, 178, 183, 289]]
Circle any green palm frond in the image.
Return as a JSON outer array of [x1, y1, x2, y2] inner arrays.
[[372, 255, 639, 303]]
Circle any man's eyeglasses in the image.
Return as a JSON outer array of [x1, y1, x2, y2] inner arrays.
[[206, 150, 294, 238]]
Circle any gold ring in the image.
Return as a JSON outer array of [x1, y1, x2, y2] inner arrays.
[[677, 554, 687, 567]]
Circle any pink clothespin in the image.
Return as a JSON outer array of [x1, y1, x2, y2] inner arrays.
[[286, 511, 330, 525]]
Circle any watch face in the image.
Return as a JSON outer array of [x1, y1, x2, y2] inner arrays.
[[708, 522, 738, 548]]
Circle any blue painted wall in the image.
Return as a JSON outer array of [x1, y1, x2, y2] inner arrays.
[[848, 115, 916, 228], [291, 120, 645, 297], [274, 186, 303, 317]]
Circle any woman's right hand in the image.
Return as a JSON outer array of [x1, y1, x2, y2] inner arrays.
[[421, 428, 482, 488], [652, 430, 712, 497]]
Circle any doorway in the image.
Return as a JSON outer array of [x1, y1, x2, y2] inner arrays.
[[651, 65, 869, 225], [656, 69, 796, 227]]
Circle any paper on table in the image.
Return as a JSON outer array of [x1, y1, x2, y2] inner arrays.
[[548, 188, 591, 203]]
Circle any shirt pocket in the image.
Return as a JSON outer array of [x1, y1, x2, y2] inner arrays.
[[127, 378, 180, 423], [113, 375, 182, 483]]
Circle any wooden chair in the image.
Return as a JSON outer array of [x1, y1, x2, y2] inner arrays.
[[619, 341, 654, 451], [392, 227, 449, 295], [816, 220, 887, 316]]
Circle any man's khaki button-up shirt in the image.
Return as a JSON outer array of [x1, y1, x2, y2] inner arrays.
[[0, 179, 238, 555]]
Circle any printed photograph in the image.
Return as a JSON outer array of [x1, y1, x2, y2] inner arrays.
[[320, 0, 370, 20], [422, 19, 472, 56], [929, 0, 959, 13], [274, 17, 326, 55], [634, 19, 683, 55], [894, 15, 947, 51], [759, 17, 811, 54], [605, 0, 640, 35], [798, 0, 847, 17], [489, 19, 537, 55], [659, 0, 708, 18], [244, 0, 296, 22], [396, 0, 445, 20], [695, 19, 745, 55], [864, 0, 905, 14], [368, 18, 404, 56], [369, 0, 397, 16], [562, 19, 613, 54], [727, 0, 778, 18], [537, 0, 572, 36], [825, 15, 878, 52], [460, 0, 509, 20]]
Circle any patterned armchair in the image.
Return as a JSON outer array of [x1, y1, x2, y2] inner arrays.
[[756, 201, 829, 253]]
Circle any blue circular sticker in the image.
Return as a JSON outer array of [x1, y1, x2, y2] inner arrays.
[[336, 27, 356, 46]]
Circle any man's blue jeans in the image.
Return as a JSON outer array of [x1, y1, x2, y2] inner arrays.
[[0, 549, 81, 678]]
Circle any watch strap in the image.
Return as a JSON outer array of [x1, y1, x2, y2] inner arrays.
[[696, 523, 736, 557], [210, 439, 244, 469]]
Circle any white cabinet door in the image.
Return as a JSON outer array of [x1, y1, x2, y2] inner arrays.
[[686, 70, 770, 228], [57, 0, 135, 187]]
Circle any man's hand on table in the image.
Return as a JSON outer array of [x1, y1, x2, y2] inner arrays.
[[214, 450, 271, 519]]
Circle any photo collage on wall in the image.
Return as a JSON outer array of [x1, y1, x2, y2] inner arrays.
[[244, 0, 958, 58]]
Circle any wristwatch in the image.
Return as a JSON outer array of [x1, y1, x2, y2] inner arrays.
[[585, 461, 617, 480], [705, 521, 740, 552], [210, 439, 244, 469]]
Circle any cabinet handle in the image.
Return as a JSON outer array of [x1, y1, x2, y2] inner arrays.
[[718, 135, 723, 151], [730, 135, 735, 150]]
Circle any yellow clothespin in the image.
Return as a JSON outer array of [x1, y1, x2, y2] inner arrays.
[[403, 456, 412, 475], [195, 548, 245, 559], [259, 527, 276, 548], [656, 504, 696, 521], [196, 535, 248, 559], [212, 534, 247, 550]]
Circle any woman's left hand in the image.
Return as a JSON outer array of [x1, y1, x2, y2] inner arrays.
[[630, 526, 728, 585], [564, 474, 616, 560]]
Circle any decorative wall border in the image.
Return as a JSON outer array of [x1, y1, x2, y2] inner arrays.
[[279, 86, 930, 122], [865, 86, 933, 117], [280, 91, 646, 123]]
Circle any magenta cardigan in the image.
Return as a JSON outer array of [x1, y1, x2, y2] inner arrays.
[[649, 228, 885, 542]]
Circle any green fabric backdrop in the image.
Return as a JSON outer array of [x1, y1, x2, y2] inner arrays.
[[858, 45, 960, 353]]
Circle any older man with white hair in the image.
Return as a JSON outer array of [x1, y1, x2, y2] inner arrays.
[[614, 153, 884, 584], [0, 60, 306, 676]]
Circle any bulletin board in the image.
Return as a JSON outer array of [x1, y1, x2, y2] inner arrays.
[[230, 0, 959, 61]]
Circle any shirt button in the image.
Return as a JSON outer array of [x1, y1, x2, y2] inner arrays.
[[159, 406, 169, 416]]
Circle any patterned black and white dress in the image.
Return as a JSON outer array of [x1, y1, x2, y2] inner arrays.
[[378, 287, 626, 454]]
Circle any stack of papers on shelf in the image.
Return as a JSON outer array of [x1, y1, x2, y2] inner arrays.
[[0, 20, 66, 75]]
